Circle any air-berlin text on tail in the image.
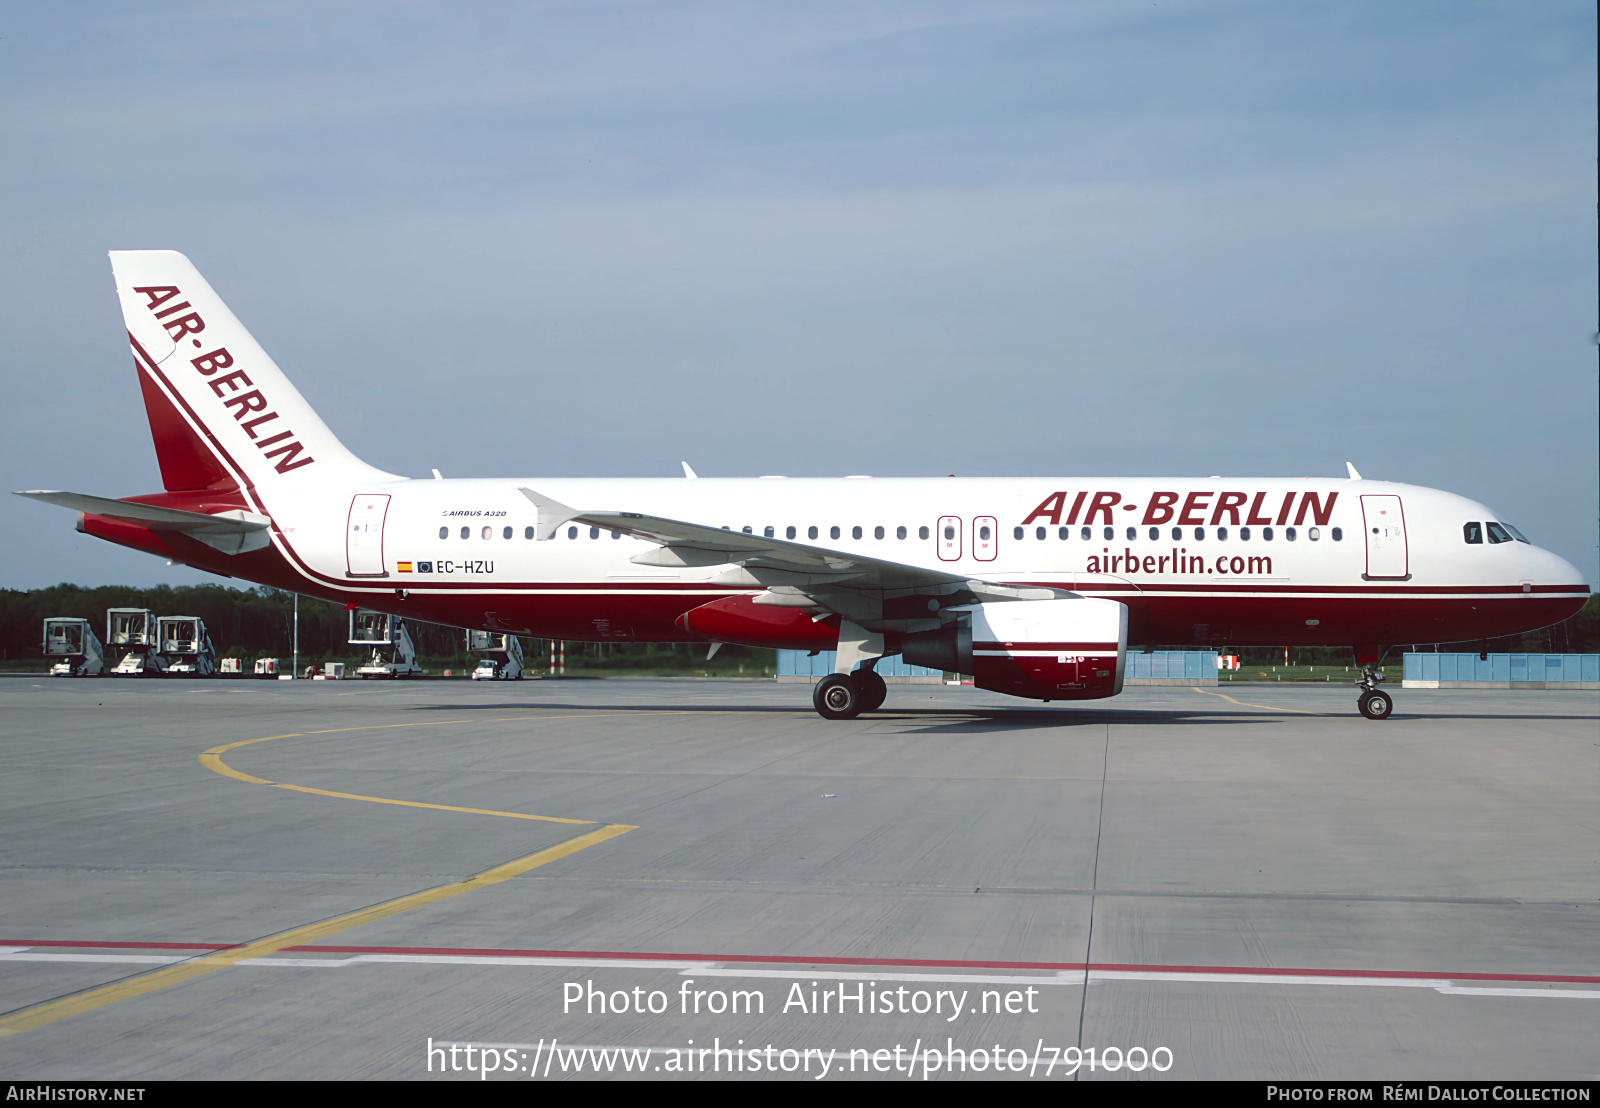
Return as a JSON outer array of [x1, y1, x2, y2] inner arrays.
[[1023, 490, 1337, 528], [131, 285, 315, 474]]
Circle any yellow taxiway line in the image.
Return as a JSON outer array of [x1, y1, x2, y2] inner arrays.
[[197, 710, 701, 824], [0, 824, 633, 1040], [1190, 687, 1320, 714], [0, 711, 651, 1040]]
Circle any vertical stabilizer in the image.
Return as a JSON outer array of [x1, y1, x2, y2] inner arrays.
[[109, 250, 391, 494]]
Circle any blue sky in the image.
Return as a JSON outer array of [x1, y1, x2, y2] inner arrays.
[[2, 0, 1595, 587]]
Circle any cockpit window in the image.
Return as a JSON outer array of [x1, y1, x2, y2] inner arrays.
[[1485, 522, 1514, 544], [1463, 522, 1483, 544], [1502, 523, 1530, 544]]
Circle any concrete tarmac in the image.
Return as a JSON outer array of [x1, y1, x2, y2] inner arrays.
[[0, 675, 1594, 1081]]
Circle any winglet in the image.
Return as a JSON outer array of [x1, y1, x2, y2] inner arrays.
[[681, 461, 698, 479], [516, 487, 581, 540], [1346, 462, 1362, 480]]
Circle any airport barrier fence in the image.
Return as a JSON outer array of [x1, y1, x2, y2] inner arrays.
[[1125, 651, 1219, 685], [776, 649, 1223, 686], [776, 651, 943, 683], [1402, 652, 1600, 689]]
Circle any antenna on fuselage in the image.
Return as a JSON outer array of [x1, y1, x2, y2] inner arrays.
[[1346, 462, 1363, 480], [682, 461, 698, 479]]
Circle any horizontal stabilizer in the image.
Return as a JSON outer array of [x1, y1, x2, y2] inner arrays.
[[15, 490, 273, 555]]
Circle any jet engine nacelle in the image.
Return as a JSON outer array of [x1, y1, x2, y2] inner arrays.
[[904, 598, 1127, 701]]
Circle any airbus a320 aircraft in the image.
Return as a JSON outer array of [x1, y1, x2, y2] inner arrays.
[[18, 252, 1590, 720]]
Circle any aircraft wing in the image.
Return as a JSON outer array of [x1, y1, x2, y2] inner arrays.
[[518, 488, 1065, 617], [16, 490, 273, 555]]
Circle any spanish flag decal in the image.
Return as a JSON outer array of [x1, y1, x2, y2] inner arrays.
[[397, 562, 414, 573]]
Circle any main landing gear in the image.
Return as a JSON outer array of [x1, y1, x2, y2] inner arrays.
[[812, 668, 888, 720], [1356, 661, 1392, 721]]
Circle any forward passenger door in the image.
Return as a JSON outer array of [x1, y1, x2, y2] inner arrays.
[[1360, 495, 1408, 579]]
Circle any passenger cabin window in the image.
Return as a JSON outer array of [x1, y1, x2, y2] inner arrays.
[[1308, 527, 1320, 540], [1463, 522, 1483, 544], [1217, 527, 1228, 540], [1081, 527, 1091, 540], [742, 526, 753, 534], [944, 525, 955, 540], [1263, 527, 1274, 541], [1240, 527, 1251, 540], [809, 526, 819, 540], [503, 526, 513, 540], [852, 526, 863, 540], [567, 526, 578, 539], [763, 526, 774, 538], [481, 526, 491, 540], [1014, 527, 1024, 540], [786, 526, 796, 539], [1148, 527, 1159, 540], [918, 526, 929, 540], [589, 527, 600, 539], [612, 530, 621, 539], [898, 526, 908, 540], [1331, 527, 1342, 541], [439, 526, 448, 540], [1170, 527, 1182, 540], [1193, 528, 1204, 540], [1486, 522, 1514, 544], [1059, 527, 1069, 540], [524, 526, 534, 539], [1126, 527, 1136, 541], [1103, 527, 1114, 540], [830, 526, 841, 540], [874, 526, 884, 539], [979, 525, 992, 540], [1036, 526, 1047, 540], [460, 526, 470, 540], [1285, 527, 1297, 541]]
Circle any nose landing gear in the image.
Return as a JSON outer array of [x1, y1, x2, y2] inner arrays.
[[1356, 660, 1392, 720], [1358, 688, 1393, 720]]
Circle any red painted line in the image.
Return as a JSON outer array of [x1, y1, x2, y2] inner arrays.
[[6, 939, 1596, 984], [286, 945, 1088, 970], [1, 939, 238, 951]]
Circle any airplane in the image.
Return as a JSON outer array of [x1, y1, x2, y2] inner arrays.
[[16, 251, 1591, 721]]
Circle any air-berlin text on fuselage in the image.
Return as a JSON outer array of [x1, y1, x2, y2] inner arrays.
[[1022, 490, 1337, 528], [1088, 547, 1272, 576], [132, 285, 314, 474]]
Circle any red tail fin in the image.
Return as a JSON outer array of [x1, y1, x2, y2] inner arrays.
[[134, 361, 238, 492]]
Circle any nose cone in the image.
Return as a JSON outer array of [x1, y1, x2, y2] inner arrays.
[[1531, 545, 1587, 587], [1527, 545, 1591, 622]]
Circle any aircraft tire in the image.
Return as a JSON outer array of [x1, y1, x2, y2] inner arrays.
[[1358, 690, 1392, 720], [814, 674, 865, 720], [857, 670, 888, 712]]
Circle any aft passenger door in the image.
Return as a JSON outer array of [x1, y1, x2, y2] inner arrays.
[[346, 494, 391, 577], [1361, 495, 1408, 579]]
